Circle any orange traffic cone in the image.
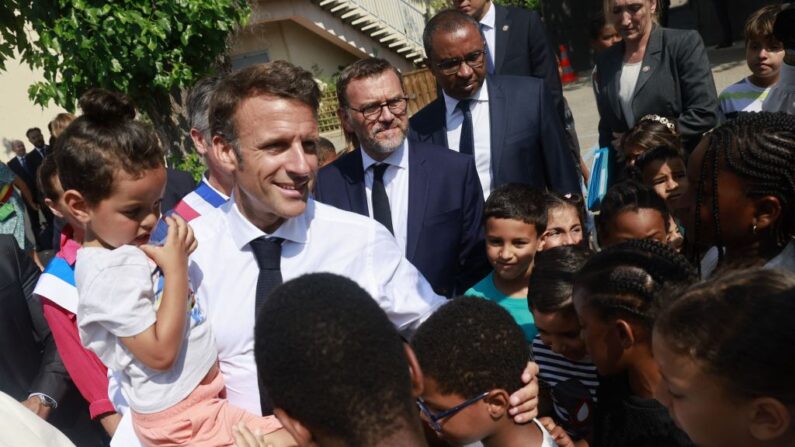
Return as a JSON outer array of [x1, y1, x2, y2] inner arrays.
[[559, 44, 577, 84]]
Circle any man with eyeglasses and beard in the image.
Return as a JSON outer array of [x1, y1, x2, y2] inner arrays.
[[315, 57, 490, 297], [410, 9, 580, 198]]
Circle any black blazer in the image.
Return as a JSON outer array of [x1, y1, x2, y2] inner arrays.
[[26, 148, 46, 179], [314, 141, 489, 296], [409, 75, 580, 195], [594, 25, 720, 153], [0, 235, 107, 445], [7, 157, 37, 193], [492, 4, 565, 121]]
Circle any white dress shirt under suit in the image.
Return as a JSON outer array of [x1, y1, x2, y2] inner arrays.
[[443, 82, 493, 198], [188, 195, 445, 415], [360, 141, 409, 254]]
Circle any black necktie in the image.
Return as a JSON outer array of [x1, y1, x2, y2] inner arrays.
[[249, 236, 283, 415], [458, 99, 475, 156], [371, 164, 394, 235]]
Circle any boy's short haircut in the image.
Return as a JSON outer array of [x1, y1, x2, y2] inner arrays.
[[37, 155, 61, 202], [745, 4, 788, 43], [254, 273, 415, 446], [412, 297, 528, 397], [484, 184, 547, 234]]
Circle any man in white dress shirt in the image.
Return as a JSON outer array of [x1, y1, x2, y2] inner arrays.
[[188, 61, 445, 416], [188, 60, 542, 424]]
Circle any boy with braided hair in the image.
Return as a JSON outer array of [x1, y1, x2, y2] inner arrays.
[[683, 112, 795, 277], [572, 239, 697, 447]]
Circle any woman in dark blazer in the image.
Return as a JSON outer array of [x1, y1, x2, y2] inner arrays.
[[594, 0, 720, 182]]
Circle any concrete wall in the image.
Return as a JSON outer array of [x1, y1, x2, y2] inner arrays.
[[0, 55, 67, 163]]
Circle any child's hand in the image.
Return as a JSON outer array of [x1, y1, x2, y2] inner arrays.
[[538, 417, 576, 447], [140, 215, 197, 275]]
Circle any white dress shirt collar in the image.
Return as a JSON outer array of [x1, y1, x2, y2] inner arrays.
[[359, 139, 409, 172], [225, 193, 309, 250], [480, 2, 496, 29], [442, 78, 490, 116]]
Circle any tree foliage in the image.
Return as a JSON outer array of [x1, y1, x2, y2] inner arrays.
[[494, 0, 540, 11], [1, 0, 249, 153]]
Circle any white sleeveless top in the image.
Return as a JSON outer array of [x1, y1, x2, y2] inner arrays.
[[619, 61, 643, 127]]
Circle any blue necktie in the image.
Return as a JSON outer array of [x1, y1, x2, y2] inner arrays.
[[371, 164, 394, 235], [250, 236, 283, 415], [458, 99, 475, 157]]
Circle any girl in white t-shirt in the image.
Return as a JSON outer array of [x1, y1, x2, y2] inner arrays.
[[57, 88, 286, 446]]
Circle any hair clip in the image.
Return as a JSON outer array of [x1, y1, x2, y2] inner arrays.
[[639, 114, 676, 133]]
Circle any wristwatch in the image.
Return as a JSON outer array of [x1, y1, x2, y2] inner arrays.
[[29, 393, 58, 409]]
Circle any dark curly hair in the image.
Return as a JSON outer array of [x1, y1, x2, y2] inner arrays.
[[574, 239, 697, 330], [254, 273, 416, 446], [412, 297, 528, 397], [656, 267, 795, 404], [596, 180, 670, 247], [54, 88, 163, 204]]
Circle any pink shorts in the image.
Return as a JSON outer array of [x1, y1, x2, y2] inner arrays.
[[132, 370, 281, 446]]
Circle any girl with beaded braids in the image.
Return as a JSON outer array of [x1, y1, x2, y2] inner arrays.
[[572, 239, 697, 447], [682, 112, 795, 277]]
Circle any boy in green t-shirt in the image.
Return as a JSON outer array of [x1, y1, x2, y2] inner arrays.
[[465, 184, 546, 342]]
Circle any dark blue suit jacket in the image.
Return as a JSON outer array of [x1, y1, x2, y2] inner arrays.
[[314, 140, 489, 297], [409, 75, 580, 195], [492, 4, 565, 121]]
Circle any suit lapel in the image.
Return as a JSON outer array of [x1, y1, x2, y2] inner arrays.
[[493, 5, 510, 73], [406, 141, 428, 262], [603, 45, 625, 124], [341, 149, 369, 216], [632, 26, 663, 105], [488, 78, 507, 175], [432, 98, 450, 148]]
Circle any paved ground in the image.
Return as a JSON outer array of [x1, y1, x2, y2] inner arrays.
[[564, 42, 747, 161]]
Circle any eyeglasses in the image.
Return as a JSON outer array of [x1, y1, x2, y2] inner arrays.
[[346, 96, 409, 121], [416, 391, 489, 432], [434, 49, 486, 75]]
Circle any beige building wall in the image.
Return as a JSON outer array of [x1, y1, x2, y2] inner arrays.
[[231, 20, 359, 79], [0, 55, 67, 163]]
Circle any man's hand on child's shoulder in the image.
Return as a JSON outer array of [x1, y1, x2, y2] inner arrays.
[[509, 361, 540, 423]]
